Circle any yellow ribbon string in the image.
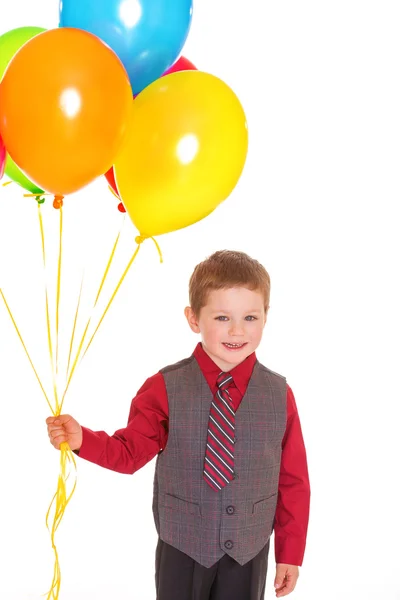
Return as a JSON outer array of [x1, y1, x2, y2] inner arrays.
[[23, 192, 50, 197], [1, 189, 162, 599], [66, 271, 85, 378], [2, 180, 12, 187], [38, 205, 59, 413], [75, 236, 163, 376], [1, 188, 73, 600], [80, 242, 141, 361], [0, 288, 53, 415], [44, 442, 77, 600], [37, 201, 75, 600], [108, 184, 119, 199], [149, 236, 163, 263], [55, 207, 63, 382], [63, 215, 126, 404], [61, 239, 143, 405]]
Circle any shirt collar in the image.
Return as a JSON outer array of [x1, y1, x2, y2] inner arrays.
[[193, 342, 256, 396]]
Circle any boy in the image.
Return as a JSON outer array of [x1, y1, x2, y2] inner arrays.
[[46, 250, 310, 600]]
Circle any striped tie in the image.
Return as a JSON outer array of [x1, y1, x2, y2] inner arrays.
[[203, 371, 235, 491]]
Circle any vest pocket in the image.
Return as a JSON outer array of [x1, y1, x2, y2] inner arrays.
[[252, 492, 278, 515], [163, 493, 202, 516]]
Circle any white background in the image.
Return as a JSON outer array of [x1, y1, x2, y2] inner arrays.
[[1, 1, 399, 599]]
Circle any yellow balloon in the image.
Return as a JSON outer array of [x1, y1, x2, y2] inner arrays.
[[114, 71, 248, 237]]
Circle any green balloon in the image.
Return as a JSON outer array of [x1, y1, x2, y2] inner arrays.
[[5, 155, 44, 195], [0, 26, 46, 79], [0, 26, 46, 194]]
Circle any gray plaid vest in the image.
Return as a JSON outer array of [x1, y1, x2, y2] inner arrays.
[[152, 354, 287, 568]]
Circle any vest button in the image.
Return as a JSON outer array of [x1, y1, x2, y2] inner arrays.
[[224, 540, 234, 550], [226, 505, 235, 515]]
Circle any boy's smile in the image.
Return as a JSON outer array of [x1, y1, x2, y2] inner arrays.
[[185, 287, 267, 371], [222, 342, 248, 350]]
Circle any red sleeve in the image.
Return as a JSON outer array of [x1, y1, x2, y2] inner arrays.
[[274, 384, 311, 566], [77, 372, 169, 474]]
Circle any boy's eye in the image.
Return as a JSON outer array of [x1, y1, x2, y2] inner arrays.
[[215, 316, 257, 322]]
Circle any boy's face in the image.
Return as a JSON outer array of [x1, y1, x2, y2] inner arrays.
[[185, 286, 267, 372]]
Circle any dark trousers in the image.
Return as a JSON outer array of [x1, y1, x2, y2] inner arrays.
[[155, 538, 270, 600]]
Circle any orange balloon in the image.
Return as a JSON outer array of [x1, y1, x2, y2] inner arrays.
[[0, 28, 132, 195]]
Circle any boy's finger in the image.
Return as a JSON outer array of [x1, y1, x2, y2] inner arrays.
[[277, 581, 297, 597], [46, 414, 70, 425], [51, 428, 66, 437], [278, 582, 295, 596], [276, 582, 289, 597], [49, 432, 64, 443], [47, 424, 64, 433], [275, 581, 285, 592], [51, 431, 67, 442]]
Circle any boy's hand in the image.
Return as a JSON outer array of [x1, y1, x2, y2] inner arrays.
[[274, 563, 299, 597], [46, 414, 83, 451]]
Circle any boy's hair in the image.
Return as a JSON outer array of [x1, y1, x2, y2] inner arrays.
[[189, 250, 270, 316]]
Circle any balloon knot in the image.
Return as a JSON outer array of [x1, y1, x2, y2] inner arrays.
[[117, 202, 126, 213], [53, 195, 64, 209], [135, 235, 147, 245]]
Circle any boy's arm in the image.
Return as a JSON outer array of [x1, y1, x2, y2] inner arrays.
[[76, 372, 169, 474], [274, 384, 311, 566]]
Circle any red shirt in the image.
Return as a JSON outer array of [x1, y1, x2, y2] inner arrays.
[[79, 343, 310, 566]]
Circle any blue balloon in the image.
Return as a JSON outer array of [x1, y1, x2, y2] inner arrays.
[[59, 0, 193, 95]]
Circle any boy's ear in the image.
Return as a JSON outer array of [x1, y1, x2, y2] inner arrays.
[[184, 306, 201, 333]]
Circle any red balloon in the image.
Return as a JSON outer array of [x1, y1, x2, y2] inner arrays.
[[0, 134, 5, 180], [163, 56, 197, 76], [105, 166, 118, 195], [103, 56, 197, 202], [105, 167, 126, 211]]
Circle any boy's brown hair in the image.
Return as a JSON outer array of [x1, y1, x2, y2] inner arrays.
[[189, 250, 270, 316]]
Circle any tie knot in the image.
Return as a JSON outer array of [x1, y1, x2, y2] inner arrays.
[[217, 372, 233, 391]]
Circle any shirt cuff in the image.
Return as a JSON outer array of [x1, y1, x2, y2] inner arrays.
[[275, 536, 305, 566], [74, 426, 106, 464]]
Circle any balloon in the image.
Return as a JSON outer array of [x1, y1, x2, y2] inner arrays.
[[0, 27, 46, 192], [164, 56, 197, 76], [0, 26, 46, 80], [114, 71, 248, 237], [5, 155, 44, 194], [0, 135, 5, 180], [59, 0, 193, 95], [105, 167, 118, 196], [103, 55, 197, 198], [0, 28, 133, 196]]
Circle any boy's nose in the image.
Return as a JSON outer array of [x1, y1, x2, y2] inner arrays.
[[228, 323, 244, 336]]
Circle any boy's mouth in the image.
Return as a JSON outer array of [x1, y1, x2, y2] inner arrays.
[[222, 342, 247, 351]]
